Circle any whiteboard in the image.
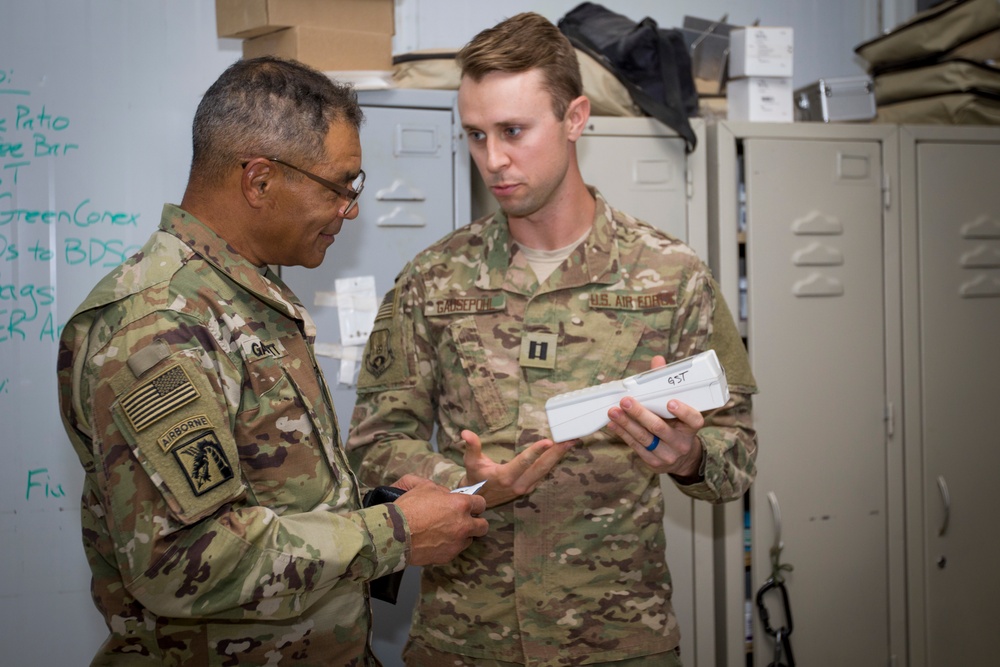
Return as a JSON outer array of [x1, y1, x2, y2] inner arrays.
[[0, 1, 240, 662]]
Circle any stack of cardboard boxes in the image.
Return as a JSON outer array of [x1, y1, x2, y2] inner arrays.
[[216, 0, 395, 72], [726, 26, 795, 122]]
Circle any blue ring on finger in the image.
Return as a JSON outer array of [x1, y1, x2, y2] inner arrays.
[[646, 435, 660, 452]]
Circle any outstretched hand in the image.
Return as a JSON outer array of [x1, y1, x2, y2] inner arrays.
[[460, 429, 576, 508], [606, 355, 705, 478]]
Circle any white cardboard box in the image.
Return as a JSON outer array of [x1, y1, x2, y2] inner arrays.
[[729, 27, 794, 78], [727, 77, 794, 122]]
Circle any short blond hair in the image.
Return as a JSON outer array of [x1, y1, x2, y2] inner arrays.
[[457, 12, 583, 120]]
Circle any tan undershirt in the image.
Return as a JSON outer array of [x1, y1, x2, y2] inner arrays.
[[519, 227, 591, 284]]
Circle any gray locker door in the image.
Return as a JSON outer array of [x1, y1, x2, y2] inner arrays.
[[576, 130, 688, 239], [744, 138, 890, 665], [914, 142, 1000, 667], [280, 104, 458, 667]]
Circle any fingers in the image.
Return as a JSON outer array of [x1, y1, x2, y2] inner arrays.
[[607, 397, 704, 472], [392, 474, 431, 492], [508, 439, 570, 486], [460, 429, 482, 454], [395, 484, 491, 566]]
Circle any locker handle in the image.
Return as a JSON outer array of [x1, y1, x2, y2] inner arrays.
[[375, 179, 426, 202], [767, 491, 783, 551], [936, 476, 951, 537]]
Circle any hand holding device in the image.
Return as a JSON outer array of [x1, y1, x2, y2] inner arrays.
[[545, 350, 730, 442]]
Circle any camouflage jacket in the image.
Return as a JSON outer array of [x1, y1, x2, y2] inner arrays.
[[348, 191, 758, 665], [57, 204, 407, 666]]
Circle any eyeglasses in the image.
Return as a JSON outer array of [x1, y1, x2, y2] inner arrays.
[[254, 157, 365, 215]]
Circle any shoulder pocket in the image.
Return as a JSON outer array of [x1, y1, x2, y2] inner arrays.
[[111, 352, 244, 524]]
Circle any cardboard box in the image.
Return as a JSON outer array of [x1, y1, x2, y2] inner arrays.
[[729, 27, 794, 78], [727, 77, 793, 122], [217, 0, 394, 39], [242, 26, 393, 71]]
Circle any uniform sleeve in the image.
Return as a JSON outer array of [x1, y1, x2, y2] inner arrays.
[[668, 273, 758, 503], [347, 269, 467, 489], [73, 308, 409, 621]]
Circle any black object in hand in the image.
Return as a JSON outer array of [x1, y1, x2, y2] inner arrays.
[[361, 485, 407, 604]]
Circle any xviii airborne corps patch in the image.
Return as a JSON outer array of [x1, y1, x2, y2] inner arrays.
[[173, 432, 234, 496]]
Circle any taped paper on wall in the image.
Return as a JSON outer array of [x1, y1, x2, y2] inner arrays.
[[311, 276, 379, 386]]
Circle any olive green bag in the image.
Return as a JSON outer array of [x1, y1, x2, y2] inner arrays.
[[855, 0, 1000, 73]]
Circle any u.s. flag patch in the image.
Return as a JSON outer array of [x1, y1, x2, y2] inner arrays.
[[120, 364, 200, 432]]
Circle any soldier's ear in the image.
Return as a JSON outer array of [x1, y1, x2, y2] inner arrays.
[[565, 95, 591, 143], [240, 158, 276, 208]]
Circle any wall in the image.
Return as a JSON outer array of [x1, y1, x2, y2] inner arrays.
[[0, 1, 240, 662]]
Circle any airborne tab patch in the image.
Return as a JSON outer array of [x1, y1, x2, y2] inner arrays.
[[173, 431, 235, 496], [158, 414, 213, 452], [120, 364, 200, 432]]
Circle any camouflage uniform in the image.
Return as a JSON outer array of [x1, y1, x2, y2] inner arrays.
[[348, 190, 757, 666], [57, 204, 407, 666]]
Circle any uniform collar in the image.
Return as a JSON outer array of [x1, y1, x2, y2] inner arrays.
[[159, 204, 314, 333], [476, 187, 622, 294]]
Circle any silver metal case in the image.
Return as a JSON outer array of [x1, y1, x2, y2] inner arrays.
[[794, 76, 876, 122]]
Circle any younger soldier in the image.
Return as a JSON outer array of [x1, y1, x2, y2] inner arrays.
[[348, 13, 757, 667]]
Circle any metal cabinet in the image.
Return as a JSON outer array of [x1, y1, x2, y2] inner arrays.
[[282, 89, 470, 433], [708, 121, 906, 667], [899, 125, 1000, 667]]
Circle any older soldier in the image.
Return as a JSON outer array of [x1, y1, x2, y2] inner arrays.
[[57, 56, 488, 666], [347, 13, 757, 667]]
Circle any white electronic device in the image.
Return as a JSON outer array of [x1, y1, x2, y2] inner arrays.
[[544, 350, 731, 442]]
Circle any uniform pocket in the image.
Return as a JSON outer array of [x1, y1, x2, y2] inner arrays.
[[446, 316, 515, 433], [235, 338, 339, 510]]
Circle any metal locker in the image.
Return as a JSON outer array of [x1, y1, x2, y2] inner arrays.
[[709, 121, 906, 667], [900, 126, 1000, 667]]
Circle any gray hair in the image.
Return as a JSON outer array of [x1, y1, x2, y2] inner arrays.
[[190, 56, 363, 184]]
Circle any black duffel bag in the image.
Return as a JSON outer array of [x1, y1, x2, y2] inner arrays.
[[558, 2, 698, 152]]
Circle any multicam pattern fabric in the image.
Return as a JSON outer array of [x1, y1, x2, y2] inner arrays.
[[348, 190, 758, 666], [57, 204, 407, 666]]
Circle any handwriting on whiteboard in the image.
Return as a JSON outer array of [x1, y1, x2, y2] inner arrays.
[[26, 468, 66, 500], [1, 64, 143, 346]]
